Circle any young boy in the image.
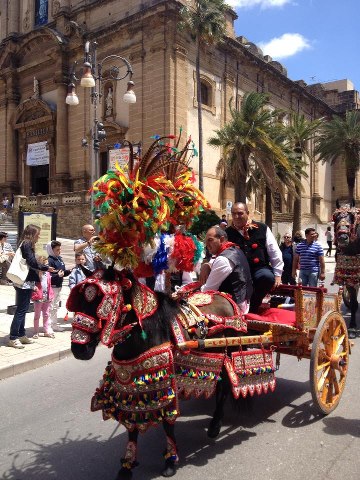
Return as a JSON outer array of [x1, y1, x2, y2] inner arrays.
[[47, 240, 72, 332], [68, 253, 87, 289]]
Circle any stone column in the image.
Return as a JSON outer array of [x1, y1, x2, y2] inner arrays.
[[7, 0, 20, 35], [54, 79, 70, 192], [5, 74, 19, 188], [56, 82, 69, 173], [171, 44, 188, 139]]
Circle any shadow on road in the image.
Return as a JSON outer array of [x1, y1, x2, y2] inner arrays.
[[2, 378, 345, 480], [322, 416, 360, 437], [281, 399, 324, 428], [1, 424, 256, 480], [1, 431, 123, 480]]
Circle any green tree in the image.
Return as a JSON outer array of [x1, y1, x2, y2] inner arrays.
[[209, 92, 290, 204], [315, 110, 360, 200], [189, 209, 221, 238], [245, 126, 300, 229], [284, 113, 322, 235], [179, 0, 227, 192]]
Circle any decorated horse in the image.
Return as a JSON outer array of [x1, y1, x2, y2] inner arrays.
[[332, 199, 360, 338], [67, 134, 276, 478]]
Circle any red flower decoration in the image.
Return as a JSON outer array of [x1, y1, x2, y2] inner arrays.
[[252, 243, 258, 249], [253, 257, 260, 264]]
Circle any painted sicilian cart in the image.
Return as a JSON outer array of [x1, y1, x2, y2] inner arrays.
[[67, 135, 349, 479]]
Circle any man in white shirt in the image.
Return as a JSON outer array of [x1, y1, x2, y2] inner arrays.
[[200, 226, 253, 314], [226, 202, 283, 312]]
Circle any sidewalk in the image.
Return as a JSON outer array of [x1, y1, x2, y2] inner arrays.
[[0, 238, 75, 381]]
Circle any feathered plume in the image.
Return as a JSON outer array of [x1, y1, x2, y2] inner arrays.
[[91, 130, 210, 269]]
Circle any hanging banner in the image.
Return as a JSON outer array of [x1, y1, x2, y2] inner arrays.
[[26, 141, 50, 166]]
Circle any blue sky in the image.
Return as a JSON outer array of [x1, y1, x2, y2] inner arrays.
[[227, 0, 360, 90]]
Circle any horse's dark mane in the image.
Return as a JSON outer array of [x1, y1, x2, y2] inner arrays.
[[113, 289, 181, 360], [141, 292, 180, 338]]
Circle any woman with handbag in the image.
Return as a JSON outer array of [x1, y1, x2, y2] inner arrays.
[[8, 224, 56, 349]]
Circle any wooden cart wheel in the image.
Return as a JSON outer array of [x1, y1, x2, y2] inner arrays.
[[310, 310, 349, 415]]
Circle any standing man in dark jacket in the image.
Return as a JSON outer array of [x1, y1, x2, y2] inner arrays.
[[226, 202, 283, 312], [200, 226, 253, 314], [279, 233, 296, 285]]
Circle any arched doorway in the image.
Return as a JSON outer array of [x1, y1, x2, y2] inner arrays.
[[13, 98, 55, 195]]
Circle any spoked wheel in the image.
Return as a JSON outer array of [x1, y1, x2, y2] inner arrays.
[[310, 310, 349, 415], [342, 284, 359, 309]]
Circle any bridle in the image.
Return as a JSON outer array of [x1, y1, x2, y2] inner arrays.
[[333, 206, 360, 246]]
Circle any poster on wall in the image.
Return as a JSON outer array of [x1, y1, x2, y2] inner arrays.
[[108, 144, 140, 173], [22, 212, 54, 255], [26, 141, 50, 166]]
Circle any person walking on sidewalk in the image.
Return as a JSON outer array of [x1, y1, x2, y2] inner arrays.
[[8, 224, 56, 349], [325, 226, 333, 257], [31, 255, 55, 338], [47, 240, 72, 332]]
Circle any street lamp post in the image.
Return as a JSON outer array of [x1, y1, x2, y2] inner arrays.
[[65, 40, 136, 220]]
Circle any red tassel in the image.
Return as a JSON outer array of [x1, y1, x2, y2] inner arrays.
[[64, 312, 69, 322]]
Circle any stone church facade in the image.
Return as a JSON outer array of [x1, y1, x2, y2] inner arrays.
[[0, 0, 356, 236]]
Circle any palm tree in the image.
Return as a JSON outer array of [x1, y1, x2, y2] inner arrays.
[[284, 113, 322, 234], [245, 134, 301, 229], [315, 110, 360, 200], [209, 92, 290, 203], [179, 0, 227, 192]]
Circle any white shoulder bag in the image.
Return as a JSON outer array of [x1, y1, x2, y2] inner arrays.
[[6, 243, 29, 286]]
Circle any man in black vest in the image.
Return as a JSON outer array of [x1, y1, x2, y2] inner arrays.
[[226, 202, 283, 313], [200, 226, 253, 313]]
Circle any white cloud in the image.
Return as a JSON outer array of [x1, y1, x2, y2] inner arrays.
[[226, 0, 292, 8], [258, 33, 311, 59]]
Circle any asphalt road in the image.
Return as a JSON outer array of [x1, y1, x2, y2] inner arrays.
[[1, 326, 360, 480]]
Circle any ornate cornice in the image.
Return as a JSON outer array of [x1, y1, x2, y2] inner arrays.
[[173, 44, 188, 59], [224, 36, 336, 115]]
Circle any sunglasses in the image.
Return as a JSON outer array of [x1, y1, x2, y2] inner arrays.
[[284, 236, 291, 239]]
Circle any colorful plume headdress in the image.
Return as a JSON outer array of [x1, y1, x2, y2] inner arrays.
[[91, 131, 210, 270]]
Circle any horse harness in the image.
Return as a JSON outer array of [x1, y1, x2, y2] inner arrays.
[[68, 272, 276, 433], [333, 205, 360, 287]]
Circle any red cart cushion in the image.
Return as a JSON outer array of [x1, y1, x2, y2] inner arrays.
[[245, 308, 296, 327]]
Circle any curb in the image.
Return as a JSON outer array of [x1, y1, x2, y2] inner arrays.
[[0, 345, 72, 381]]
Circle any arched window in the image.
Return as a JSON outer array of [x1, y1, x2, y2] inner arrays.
[[200, 81, 210, 107], [35, 0, 48, 27], [194, 74, 216, 114]]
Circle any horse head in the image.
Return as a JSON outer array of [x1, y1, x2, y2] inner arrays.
[[333, 200, 360, 251], [66, 268, 136, 360], [66, 267, 180, 361]]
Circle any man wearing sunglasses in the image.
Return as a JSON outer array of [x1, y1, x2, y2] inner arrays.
[[279, 234, 296, 285]]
